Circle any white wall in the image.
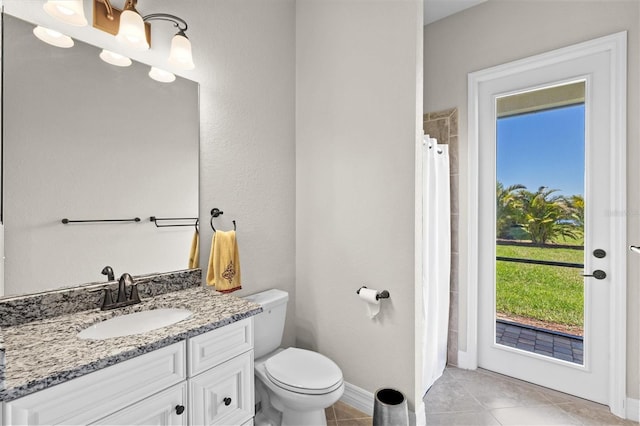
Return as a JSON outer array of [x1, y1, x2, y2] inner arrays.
[[188, 0, 297, 347], [424, 0, 640, 401], [296, 0, 423, 408]]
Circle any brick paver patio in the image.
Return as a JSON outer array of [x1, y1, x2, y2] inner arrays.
[[495, 319, 583, 364]]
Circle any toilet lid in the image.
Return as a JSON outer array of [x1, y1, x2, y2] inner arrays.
[[265, 348, 343, 395]]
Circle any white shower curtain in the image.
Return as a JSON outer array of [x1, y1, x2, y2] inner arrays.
[[422, 135, 451, 395]]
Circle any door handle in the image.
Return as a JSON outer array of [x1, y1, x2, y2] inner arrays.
[[582, 270, 606, 280]]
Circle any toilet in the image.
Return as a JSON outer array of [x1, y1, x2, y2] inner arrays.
[[245, 289, 344, 426]]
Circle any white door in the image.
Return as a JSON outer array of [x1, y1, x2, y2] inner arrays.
[[470, 32, 626, 410]]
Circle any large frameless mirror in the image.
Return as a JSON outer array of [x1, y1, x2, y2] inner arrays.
[[1, 13, 199, 297]]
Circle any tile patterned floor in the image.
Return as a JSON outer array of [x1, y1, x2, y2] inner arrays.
[[496, 320, 584, 364], [425, 367, 638, 425], [326, 400, 373, 426]]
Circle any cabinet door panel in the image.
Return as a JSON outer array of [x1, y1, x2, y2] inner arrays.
[[91, 382, 188, 426], [190, 351, 254, 426], [189, 318, 253, 377]]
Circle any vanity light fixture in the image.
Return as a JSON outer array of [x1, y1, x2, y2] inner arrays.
[[167, 25, 195, 70], [115, 0, 149, 50], [33, 26, 74, 48], [93, 0, 195, 70], [148, 67, 176, 83], [147, 14, 195, 70], [43, 0, 88, 27], [99, 49, 133, 67]]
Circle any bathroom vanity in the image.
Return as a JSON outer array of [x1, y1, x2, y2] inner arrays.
[[0, 281, 261, 426]]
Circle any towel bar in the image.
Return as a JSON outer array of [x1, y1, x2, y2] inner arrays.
[[149, 216, 198, 228], [62, 217, 141, 224], [210, 208, 237, 232]]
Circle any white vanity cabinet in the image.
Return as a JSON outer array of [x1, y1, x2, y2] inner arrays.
[[3, 342, 187, 425], [2, 317, 255, 426], [188, 317, 254, 426]]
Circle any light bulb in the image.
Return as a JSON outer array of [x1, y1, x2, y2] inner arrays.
[[33, 26, 74, 48], [56, 5, 75, 15], [43, 0, 88, 27], [99, 49, 132, 67], [168, 33, 195, 70], [116, 10, 149, 50], [149, 67, 176, 83]]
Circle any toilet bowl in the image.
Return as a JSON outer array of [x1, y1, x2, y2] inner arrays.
[[256, 348, 344, 425], [245, 289, 345, 426]]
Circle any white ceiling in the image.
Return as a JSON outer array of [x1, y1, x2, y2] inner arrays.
[[424, 0, 487, 25]]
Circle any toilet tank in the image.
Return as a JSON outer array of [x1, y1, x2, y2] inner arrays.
[[244, 289, 289, 359]]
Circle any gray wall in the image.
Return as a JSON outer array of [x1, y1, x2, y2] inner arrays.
[[188, 0, 297, 347], [296, 0, 423, 408], [424, 0, 640, 400]]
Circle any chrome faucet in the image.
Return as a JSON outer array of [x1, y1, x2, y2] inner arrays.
[[95, 273, 141, 310]]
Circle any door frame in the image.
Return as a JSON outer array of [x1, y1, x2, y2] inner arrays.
[[465, 32, 627, 417]]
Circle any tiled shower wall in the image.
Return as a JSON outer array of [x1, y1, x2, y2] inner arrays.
[[423, 108, 459, 366]]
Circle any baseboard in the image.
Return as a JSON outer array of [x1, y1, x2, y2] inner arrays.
[[340, 382, 374, 416], [457, 350, 477, 370], [627, 397, 639, 422]]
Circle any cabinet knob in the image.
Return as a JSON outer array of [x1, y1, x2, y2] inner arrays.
[[175, 405, 185, 415], [224, 397, 232, 406]]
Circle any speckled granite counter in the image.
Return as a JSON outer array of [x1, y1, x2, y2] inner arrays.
[[0, 286, 261, 402]]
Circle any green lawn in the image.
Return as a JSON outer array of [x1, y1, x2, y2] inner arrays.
[[496, 244, 584, 327]]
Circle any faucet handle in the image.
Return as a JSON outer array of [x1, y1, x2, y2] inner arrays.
[[91, 288, 113, 310], [129, 284, 141, 303]]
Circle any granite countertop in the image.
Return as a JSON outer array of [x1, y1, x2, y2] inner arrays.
[[0, 286, 262, 402]]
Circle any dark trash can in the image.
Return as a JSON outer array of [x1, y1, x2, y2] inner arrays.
[[373, 388, 409, 426]]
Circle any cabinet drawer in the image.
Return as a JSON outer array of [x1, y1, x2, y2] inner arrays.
[[5, 342, 186, 425], [91, 382, 188, 426], [188, 318, 253, 376], [189, 350, 254, 426]]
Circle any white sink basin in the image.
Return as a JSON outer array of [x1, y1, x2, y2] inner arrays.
[[78, 308, 193, 340]]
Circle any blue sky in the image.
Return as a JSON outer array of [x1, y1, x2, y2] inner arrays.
[[496, 104, 585, 197]]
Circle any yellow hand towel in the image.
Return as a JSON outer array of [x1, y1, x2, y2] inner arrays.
[[206, 230, 241, 293], [188, 229, 199, 269]]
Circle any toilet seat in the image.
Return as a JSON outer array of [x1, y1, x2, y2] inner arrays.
[[264, 348, 343, 395]]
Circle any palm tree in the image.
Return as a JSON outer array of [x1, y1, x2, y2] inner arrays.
[[516, 186, 580, 244], [496, 182, 526, 239], [568, 194, 585, 229]]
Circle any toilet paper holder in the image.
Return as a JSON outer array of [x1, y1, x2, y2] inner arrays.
[[356, 286, 390, 300]]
